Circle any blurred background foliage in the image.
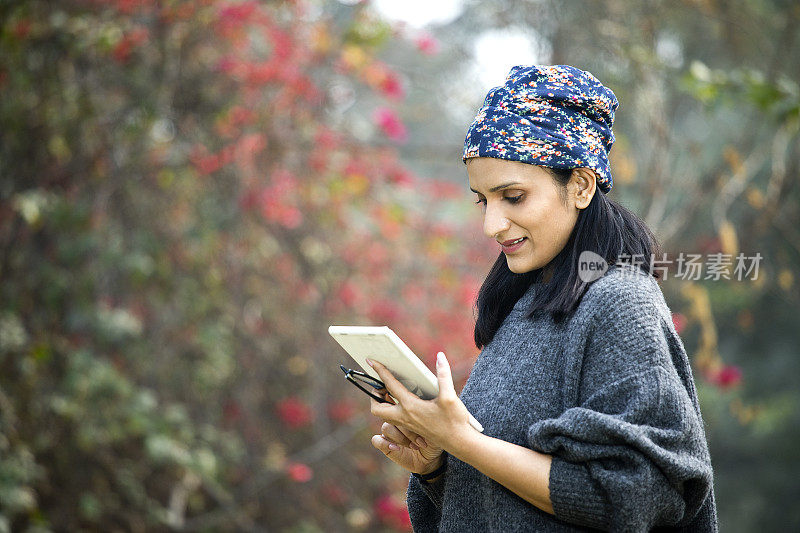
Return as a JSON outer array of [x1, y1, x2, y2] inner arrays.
[[0, 0, 798, 531]]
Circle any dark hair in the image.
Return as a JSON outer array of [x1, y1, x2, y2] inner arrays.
[[473, 167, 662, 349]]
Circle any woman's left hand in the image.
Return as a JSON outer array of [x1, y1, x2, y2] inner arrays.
[[368, 352, 474, 451]]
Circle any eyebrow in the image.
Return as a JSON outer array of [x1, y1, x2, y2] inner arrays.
[[469, 182, 522, 194]]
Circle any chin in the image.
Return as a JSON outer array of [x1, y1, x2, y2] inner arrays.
[[505, 258, 538, 274]]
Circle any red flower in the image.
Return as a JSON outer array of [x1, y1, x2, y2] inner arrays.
[[343, 160, 371, 186], [335, 281, 360, 308], [373, 108, 408, 143], [267, 26, 294, 62], [374, 494, 412, 531], [215, 55, 239, 74], [231, 106, 256, 126], [234, 132, 267, 161], [707, 365, 742, 389], [458, 276, 481, 306], [379, 71, 405, 100], [415, 33, 439, 55], [111, 27, 149, 64], [286, 462, 313, 483], [276, 397, 314, 429], [255, 171, 304, 228], [369, 298, 402, 324], [327, 399, 356, 423], [260, 199, 303, 229], [190, 145, 223, 176], [387, 168, 415, 187], [671, 312, 687, 335], [12, 19, 31, 40], [115, 0, 151, 15], [315, 127, 340, 150], [217, 0, 258, 22]]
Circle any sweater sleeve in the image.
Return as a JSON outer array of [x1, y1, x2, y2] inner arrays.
[[527, 273, 715, 531], [406, 463, 446, 533]]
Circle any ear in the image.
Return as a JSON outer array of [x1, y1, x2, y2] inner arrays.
[[570, 168, 597, 209]]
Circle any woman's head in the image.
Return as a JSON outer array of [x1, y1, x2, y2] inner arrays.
[[464, 65, 661, 348], [467, 157, 597, 274]]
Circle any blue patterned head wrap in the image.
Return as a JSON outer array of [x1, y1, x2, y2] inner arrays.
[[463, 65, 619, 193]]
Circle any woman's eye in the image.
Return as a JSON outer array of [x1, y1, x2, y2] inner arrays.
[[474, 195, 523, 206]]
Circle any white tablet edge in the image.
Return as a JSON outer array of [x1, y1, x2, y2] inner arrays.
[[328, 325, 439, 399]]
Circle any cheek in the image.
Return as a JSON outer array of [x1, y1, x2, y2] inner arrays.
[[556, 211, 578, 235], [535, 208, 576, 248]]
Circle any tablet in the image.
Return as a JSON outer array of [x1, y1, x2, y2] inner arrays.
[[328, 325, 438, 400]]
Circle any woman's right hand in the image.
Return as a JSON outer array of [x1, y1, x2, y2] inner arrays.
[[371, 421, 444, 475]]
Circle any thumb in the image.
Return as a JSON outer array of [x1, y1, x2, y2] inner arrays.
[[436, 352, 456, 399]]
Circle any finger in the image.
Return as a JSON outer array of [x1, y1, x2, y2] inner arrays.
[[435, 351, 457, 401], [371, 434, 401, 455], [381, 422, 412, 446], [366, 359, 415, 405], [395, 424, 428, 448], [381, 422, 420, 450], [370, 396, 401, 422]]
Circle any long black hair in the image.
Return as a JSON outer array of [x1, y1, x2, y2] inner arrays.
[[473, 167, 662, 349]]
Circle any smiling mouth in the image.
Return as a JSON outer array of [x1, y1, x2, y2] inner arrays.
[[500, 237, 527, 252]]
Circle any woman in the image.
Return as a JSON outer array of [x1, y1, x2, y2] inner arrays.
[[366, 65, 718, 532]]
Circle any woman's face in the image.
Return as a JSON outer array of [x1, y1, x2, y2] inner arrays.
[[467, 157, 591, 274]]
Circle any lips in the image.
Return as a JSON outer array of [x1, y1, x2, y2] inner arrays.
[[499, 237, 526, 246], [498, 236, 527, 254]]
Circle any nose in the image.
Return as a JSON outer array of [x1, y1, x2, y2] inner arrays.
[[483, 201, 511, 240]]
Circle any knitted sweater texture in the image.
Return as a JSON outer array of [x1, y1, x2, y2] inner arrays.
[[406, 266, 718, 532]]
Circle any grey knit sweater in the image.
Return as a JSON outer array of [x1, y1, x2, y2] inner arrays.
[[406, 265, 718, 532]]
